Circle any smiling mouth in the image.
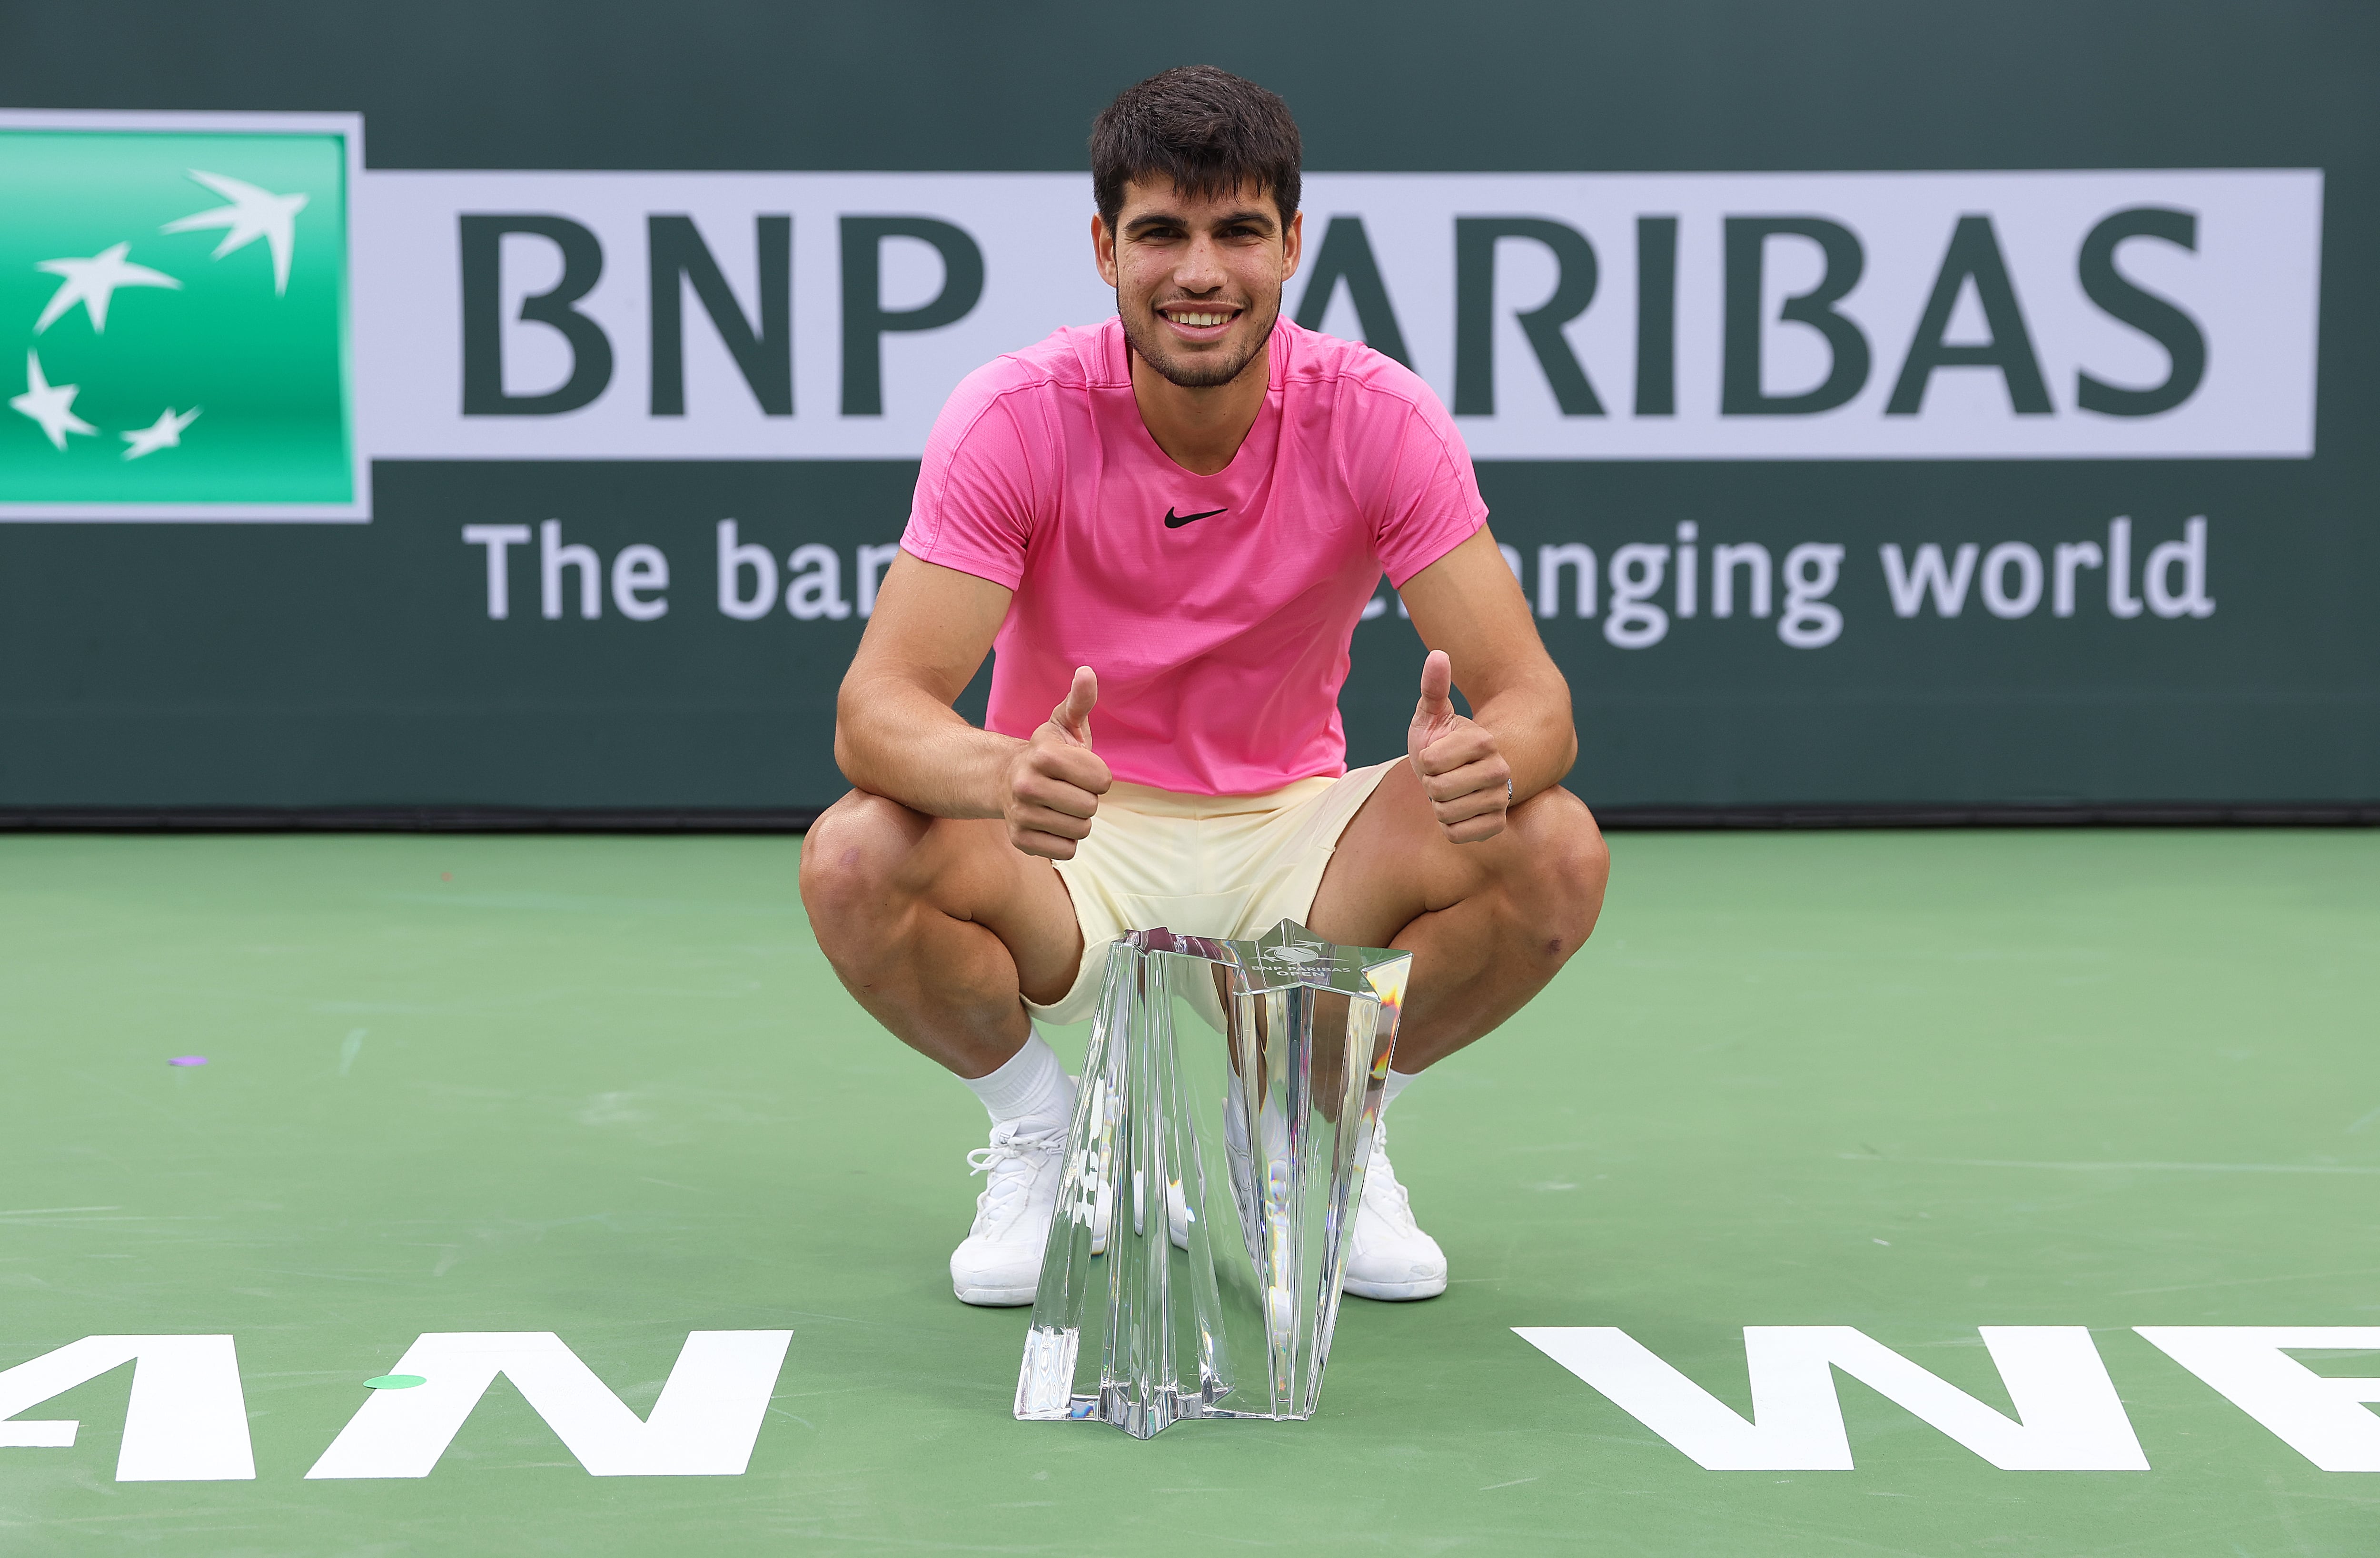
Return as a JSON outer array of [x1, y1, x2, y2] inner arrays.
[[1157, 303, 1242, 337]]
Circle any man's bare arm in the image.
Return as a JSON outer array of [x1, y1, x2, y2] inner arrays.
[[1398, 527, 1579, 827], [834, 551, 1111, 857]]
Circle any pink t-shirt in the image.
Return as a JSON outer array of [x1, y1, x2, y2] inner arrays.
[[900, 316, 1487, 795]]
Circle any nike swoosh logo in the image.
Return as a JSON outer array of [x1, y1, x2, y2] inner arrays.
[[1164, 507, 1227, 529]]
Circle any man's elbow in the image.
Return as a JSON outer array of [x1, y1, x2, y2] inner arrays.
[[1536, 667, 1579, 782], [831, 676, 869, 787], [1538, 707, 1577, 785]]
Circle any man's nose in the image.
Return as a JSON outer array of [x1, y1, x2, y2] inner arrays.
[[1174, 232, 1229, 292]]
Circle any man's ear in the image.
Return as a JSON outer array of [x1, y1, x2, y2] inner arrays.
[[1091, 212, 1119, 288], [1281, 208, 1304, 282]]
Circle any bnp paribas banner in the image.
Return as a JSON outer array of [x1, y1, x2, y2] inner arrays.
[[0, 108, 2359, 812], [354, 171, 2320, 467]]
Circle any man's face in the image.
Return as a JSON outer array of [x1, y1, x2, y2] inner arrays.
[[1095, 177, 1303, 390]]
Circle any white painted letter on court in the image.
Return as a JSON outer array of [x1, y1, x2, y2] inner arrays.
[[1514, 1325, 2148, 1470], [306, 1330, 794, 1478], [2137, 1327, 2380, 1472], [0, 1334, 255, 1480]]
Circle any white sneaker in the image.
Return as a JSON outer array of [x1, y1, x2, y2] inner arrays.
[[1343, 1118, 1448, 1301], [950, 1117, 1069, 1307]]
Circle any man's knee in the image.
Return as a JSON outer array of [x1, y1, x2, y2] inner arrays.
[[1503, 787, 1609, 959], [798, 791, 927, 937]]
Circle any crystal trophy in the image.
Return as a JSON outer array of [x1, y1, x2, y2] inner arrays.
[[1014, 919, 1410, 1438]]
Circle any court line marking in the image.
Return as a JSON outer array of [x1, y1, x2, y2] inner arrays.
[[1843, 1155, 2380, 1175], [0, 1206, 121, 1216]]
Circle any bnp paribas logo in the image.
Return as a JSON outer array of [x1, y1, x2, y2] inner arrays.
[[0, 111, 361, 520]]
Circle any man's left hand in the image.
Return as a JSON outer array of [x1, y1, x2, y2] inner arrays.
[[1407, 649, 1512, 844]]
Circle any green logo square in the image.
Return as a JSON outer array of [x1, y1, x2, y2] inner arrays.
[[0, 113, 358, 518]]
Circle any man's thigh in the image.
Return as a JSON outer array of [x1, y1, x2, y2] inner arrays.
[[809, 790, 1084, 1005], [1304, 761, 1590, 948]]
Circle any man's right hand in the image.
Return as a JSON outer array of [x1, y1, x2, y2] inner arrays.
[[1005, 665, 1111, 859]]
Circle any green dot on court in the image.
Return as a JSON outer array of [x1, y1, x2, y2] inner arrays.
[[363, 1374, 426, 1390]]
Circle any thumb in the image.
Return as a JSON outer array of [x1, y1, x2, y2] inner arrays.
[[1052, 665, 1098, 746], [1415, 650, 1454, 722]]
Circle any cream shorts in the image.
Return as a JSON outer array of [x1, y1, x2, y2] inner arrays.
[[1027, 759, 1400, 1027]]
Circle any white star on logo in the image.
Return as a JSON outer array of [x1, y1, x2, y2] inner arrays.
[[9, 352, 98, 451], [32, 242, 183, 334], [160, 170, 309, 295], [121, 405, 201, 461]]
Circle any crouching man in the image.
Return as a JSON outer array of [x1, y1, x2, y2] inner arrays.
[[800, 65, 1608, 1306]]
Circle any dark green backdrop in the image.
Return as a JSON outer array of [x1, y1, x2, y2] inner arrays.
[[0, 0, 2373, 812]]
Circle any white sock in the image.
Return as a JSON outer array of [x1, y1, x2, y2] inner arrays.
[[963, 1032, 1072, 1132], [1380, 1067, 1420, 1115]]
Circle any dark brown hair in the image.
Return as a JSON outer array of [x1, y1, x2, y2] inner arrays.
[[1091, 66, 1302, 233]]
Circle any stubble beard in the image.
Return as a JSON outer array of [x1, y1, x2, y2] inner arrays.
[[1119, 293, 1280, 389]]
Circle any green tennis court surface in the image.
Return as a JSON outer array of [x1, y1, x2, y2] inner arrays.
[[2, 830, 2374, 1554]]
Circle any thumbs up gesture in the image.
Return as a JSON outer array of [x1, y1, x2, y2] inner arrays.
[[1408, 650, 1511, 844], [1007, 665, 1112, 859]]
